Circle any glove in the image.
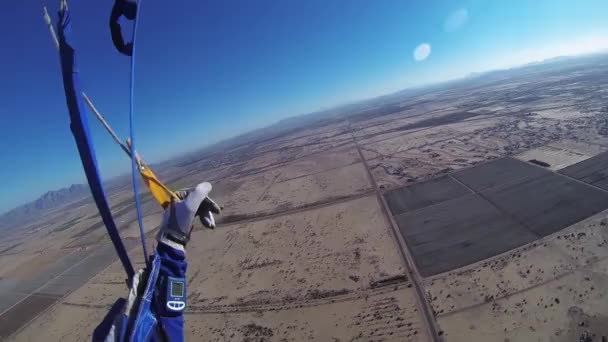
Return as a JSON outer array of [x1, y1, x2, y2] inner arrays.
[[174, 187, 222, 230], [156, 182, 221, 251]]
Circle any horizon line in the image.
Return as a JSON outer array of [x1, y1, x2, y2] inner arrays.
[[3, 49, 607, 216]]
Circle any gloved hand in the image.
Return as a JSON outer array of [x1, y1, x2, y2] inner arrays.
[[174, 186, 222, 230], [156, 182, 221, 250]]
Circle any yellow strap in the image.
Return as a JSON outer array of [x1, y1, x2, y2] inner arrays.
[[126, 139, 180, 207], [139, 166, 172, 208]]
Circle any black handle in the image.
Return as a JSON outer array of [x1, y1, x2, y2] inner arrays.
[[109, 0, 137, 56]]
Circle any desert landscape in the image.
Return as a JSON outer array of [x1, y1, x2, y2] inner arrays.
[[2, 52, 608, 341]]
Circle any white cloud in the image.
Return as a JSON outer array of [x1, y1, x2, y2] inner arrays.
[[444, 8, 468, 32], [413, 43, 431, 61]]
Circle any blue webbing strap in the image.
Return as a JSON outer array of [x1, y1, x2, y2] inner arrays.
[[57, 4, 135, 282], [128, 0, 150, 264]]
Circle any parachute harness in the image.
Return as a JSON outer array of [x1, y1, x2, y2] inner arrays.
[[50, 0, 162, 282], [51, 2, 192, 340], [53, 0, 135, 282]]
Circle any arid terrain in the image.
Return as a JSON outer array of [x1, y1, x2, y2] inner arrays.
[[2, 53, 608, 341]]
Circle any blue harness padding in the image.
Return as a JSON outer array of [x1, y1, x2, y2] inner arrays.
[[57, 3, 134, 282], [127, 254, 161, 341], [98, 243, 187, 342], [98, 254, 161, 342], [154, 243, 187, 342], [127, 244, 187, 342]]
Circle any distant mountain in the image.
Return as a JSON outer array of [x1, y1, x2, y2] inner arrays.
[[0, 184, 90, 228], [461, 52, 608, 82], [34, 184, 89, 210]]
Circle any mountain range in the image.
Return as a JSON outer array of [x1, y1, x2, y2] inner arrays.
[[0, 184, 90, 228]]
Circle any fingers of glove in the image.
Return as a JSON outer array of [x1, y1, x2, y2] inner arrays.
[[200, 211, 216, 229], [175, 190, 189, 201], [196, 198, 221, 229], [175, 185, 219, 214], [202, 197, 222, 214]]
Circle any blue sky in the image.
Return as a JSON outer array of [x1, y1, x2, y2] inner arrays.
[[1, 0, 608, 213]]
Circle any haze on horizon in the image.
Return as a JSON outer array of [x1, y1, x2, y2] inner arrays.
[[1, 0, 608, 213]]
